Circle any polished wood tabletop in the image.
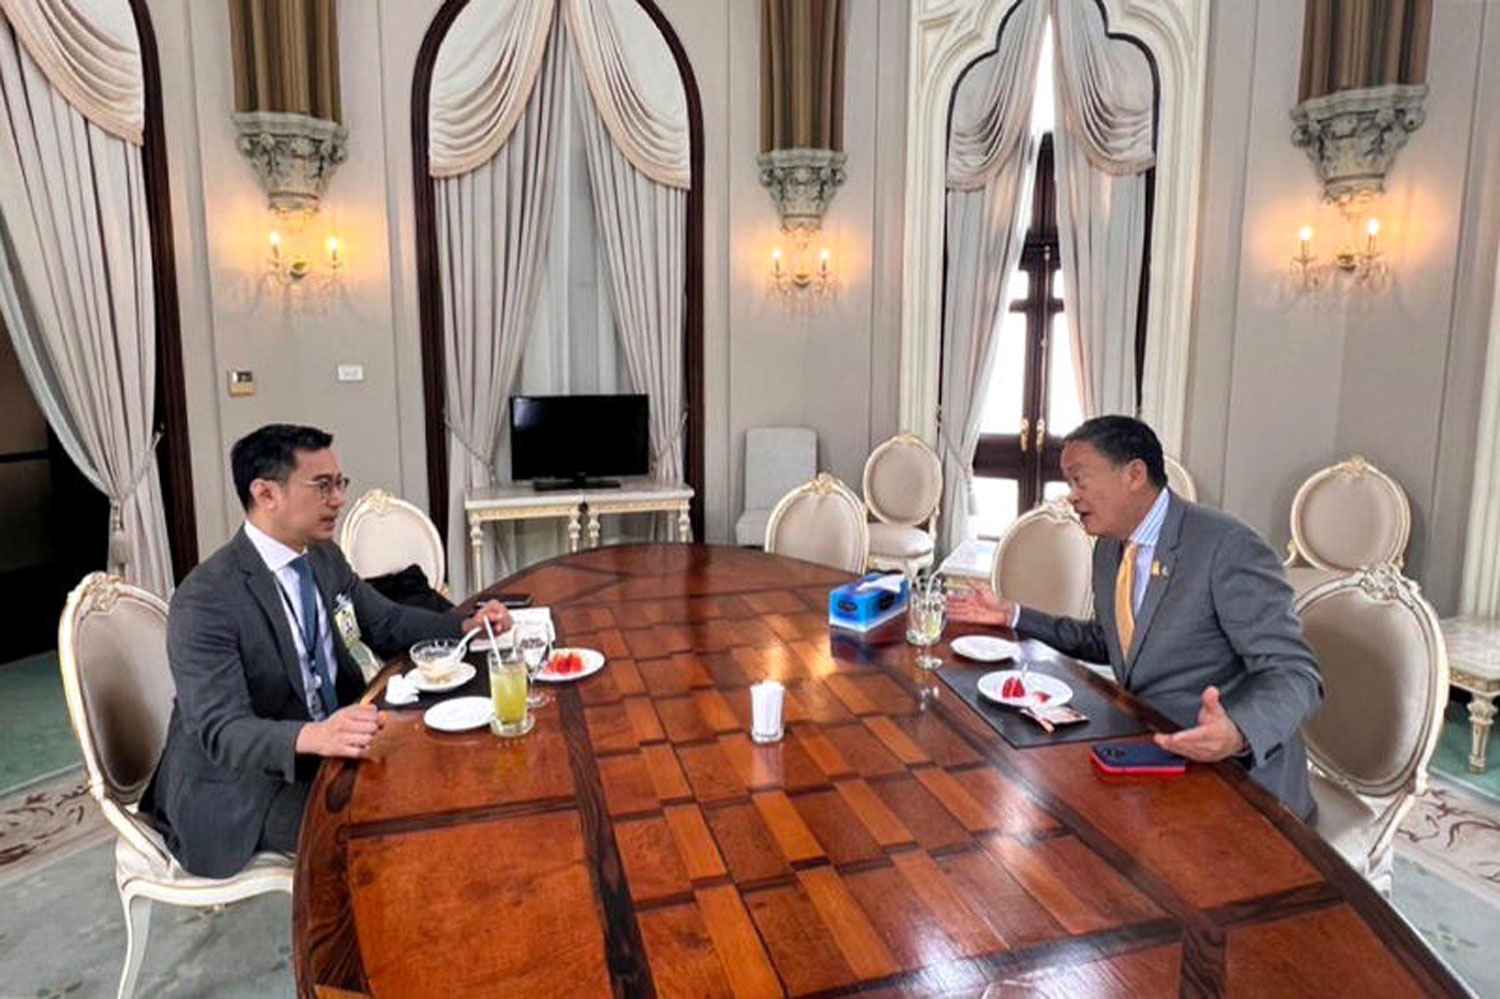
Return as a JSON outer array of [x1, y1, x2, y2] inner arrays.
[[293, 545, 1463, 998]]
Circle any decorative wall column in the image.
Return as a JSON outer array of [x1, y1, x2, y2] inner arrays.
[[1290, 0, 1431, 210], [1460, 245, 1500, 616], [229, 0, 346, 219], [758, 0, 845, 233]]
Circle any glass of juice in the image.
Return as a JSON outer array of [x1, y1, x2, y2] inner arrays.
[[489, 646, 533, 738]]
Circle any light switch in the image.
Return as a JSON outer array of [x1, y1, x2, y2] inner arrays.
[[337, 364, 365, 383], [227, 370, 255, 397]]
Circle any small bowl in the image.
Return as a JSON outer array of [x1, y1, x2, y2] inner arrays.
[[410, 639, 462, 683]]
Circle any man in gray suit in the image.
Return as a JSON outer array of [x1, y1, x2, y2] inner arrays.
[[142, 424, 511, 877], [951, 416, 1323, 819]]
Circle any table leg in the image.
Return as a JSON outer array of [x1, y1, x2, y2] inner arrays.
[[568, 507, 581, 553], [469, 515, 485, 593], [1468, 696, 1497, 773], [588, 510, 601, 548], [678, 505, 692, 543]]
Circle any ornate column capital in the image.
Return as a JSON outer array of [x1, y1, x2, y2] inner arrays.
[[757, 147, 847, 234], [1290, 83, 1427, 211], [233, 110, 348, 219]]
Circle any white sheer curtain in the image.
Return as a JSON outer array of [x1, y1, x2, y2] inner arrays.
[[938, 0, 1047, 551], [1051, 0, 1155, 418], [437, 28, 564, 595], [0, 8, 172, 595], [496, 58, 627, 566]]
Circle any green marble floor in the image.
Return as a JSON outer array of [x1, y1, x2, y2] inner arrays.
[[0, 651, 80, 795]]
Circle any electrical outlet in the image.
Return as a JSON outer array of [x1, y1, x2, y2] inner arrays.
[[337, 364, 365, 383], [227, 370, 255, 397]]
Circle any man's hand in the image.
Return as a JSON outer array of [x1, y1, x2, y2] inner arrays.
[[1153, 686, 1247, 762], [462, 600, 512, 635], [947, 582, 1017, 628], [296, 704, 384, 758]]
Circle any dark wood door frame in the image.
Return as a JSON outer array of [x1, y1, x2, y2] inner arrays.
[[411, 0, 706, 546]]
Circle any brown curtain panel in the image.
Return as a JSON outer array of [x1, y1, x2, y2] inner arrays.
[[228, 0, 340, 120], [760, 0, 844, 152], [1299, 0, 1431, 102]]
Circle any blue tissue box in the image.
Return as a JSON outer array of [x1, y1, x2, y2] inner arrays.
[[829, 574, 909, 632]]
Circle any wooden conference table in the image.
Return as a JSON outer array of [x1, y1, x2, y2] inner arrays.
[[293, 545, 1464, 998]]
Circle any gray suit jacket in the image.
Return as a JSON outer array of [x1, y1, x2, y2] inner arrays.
[[1016, 491, 1323, 819], [142, 528, 462, 876]]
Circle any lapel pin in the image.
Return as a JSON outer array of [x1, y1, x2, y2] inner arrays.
[[1151, 561, 1168, 578]]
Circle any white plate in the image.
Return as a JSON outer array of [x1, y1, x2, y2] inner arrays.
[[951, 634, 1020, 662], [407, 662, 476, 693], [976, 669, 1073, 709], [422, 696, 494, 732], [535, 647, 605, 683]]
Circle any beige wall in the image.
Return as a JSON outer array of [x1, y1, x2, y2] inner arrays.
[[150, 0, 1495, 612], [151, 0, 909, 559], [1183, 0, 1500, 615]]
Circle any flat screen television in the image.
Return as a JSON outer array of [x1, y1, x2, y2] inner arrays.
[[510, 394, 649, 490]]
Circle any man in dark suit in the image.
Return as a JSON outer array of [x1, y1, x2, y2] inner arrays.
[[951, 416, 1324, 819], [142, 424, 510, 877]]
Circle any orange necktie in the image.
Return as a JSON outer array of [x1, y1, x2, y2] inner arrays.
[[1115, 542, 1139, 655]]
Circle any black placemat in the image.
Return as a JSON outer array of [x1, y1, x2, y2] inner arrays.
[[937, 659, 1148, 748]]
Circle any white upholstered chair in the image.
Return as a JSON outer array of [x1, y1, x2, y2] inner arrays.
[[1297, 566, 1447, 895], [735, 427, 818, 547], [862, 433, 943, 574], [991, 497, 1094, 619], [58, 573, 293, 999], [764, 473, 869, 573], [339, 488, 448, 595], [1284, 456, 1411, 597], [1164, 454, 1198, 503]]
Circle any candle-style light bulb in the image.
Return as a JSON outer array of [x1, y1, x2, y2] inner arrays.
[[1298, 226, 1313, 259], [1365, 218, 1380, 254], [326, 235, 341, 265], [771, 247, 782, 275]]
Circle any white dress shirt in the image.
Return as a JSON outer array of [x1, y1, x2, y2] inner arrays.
[[244, 521, 340, 720]]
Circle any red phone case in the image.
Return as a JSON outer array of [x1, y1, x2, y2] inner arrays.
[[1088, 744, 1187, 777]]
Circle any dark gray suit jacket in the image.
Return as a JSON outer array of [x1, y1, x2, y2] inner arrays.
[[1016, 492, 1324, 819], [143, 527, 462, 876]]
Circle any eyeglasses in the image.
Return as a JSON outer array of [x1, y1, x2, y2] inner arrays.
[[300, 474, 351, 498]]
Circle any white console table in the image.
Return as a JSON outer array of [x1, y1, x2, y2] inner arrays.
[[465, 480, 694, 589], [1440, 615, 1500, 773]]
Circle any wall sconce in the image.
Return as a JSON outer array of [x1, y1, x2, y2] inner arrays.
[[265, 229, 343, 291], [768, 240, 834, 299], [1290, 217, 1388, 292]]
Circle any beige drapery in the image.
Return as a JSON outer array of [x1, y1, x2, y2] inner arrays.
[[939, 0, 1048, 551], [0, 8, 172, 594]]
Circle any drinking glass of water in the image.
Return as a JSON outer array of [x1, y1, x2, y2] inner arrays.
[[515, 620, 553, 707], [906, 580, 947, 671]]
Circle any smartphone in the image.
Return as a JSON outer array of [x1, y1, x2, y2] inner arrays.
[[493, 593, 533, 608], [1089, 741, 1187, 777]]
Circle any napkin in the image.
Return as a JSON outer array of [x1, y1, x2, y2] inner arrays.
[[385, 672, 420, 706], [856, 573, 907, 594], [750, 680, 785, 742], [475, 607, 554, 649]]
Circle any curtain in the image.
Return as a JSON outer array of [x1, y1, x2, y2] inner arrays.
[[568, 0, 689, 486], [0, 13, 171, 595], [564, 0, 689, 189], [0, 0, 142, 142], [438, 29, 564, 596], [495, 56, 627, 567], [575, 72, 686, 488], [428, 0, 556, 178], [938, 0, 1047, 551], [1051, 0, 1154, 419]]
